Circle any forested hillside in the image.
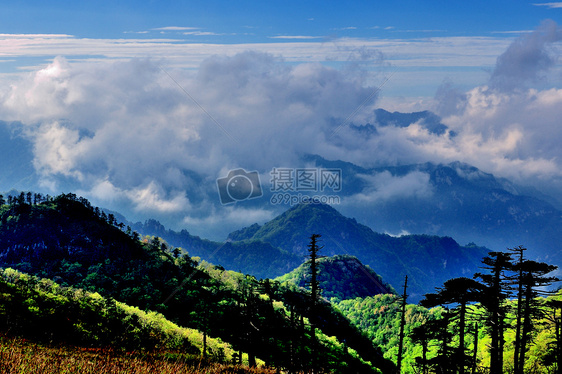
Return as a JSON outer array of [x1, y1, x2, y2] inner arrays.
[[0, 192, 394, 373], [275, 254, 395, 301], [131, 219, 302, 278], [334, 247, 562, 374]]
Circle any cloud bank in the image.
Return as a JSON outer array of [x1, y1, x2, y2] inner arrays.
[[0, 51, 379, 235], [1, 20, 562, 238]]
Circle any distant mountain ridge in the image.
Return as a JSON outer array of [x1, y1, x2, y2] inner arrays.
[[303, 155, 562, 265], [2, 109, 561, 268], [227, 202, 489, 302], [131, 219, 302, 279], [132, 202, 488, 301]]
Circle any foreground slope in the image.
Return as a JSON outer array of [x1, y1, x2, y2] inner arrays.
[[0, 267, 229, 356]]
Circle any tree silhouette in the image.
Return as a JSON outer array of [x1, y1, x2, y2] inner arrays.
[[420, 277, 484, 374], [307, 233, 323, 308], [474, 251, 513, 374], [306, 233, 323, 373], [544, 299, 562, 373], [509, 245, 527, 374], [411, 323, 432, 374], [397, 275, 408, 374], [513, 259, 558, 372]]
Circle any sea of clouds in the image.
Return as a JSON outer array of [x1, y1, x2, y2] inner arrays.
[[1, 20, 562, 239]]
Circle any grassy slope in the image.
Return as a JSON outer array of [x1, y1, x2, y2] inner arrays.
[[0, 267, 234, 359], [0, 336, 275, 374]]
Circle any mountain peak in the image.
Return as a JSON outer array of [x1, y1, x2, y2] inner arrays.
[[227, 201, 488, 302], [285, 201, 342, 216], [276, 254, 395, 301]]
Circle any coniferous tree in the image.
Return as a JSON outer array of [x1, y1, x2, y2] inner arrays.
[[307, 233, 323, 373], [397, 275, 408, 374], [307, 234, 323, 307], [420, 277, 484, 374], [474, 251, 513, 374], [428, 311, 455, 373], [544, 299, 562, 373], [411, 323, 432, 374], [515, 259, 558, 371], [509, 245, 527, 374], [471, 323, 479, 374]]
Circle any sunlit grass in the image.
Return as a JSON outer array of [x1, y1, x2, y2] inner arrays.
[[0, 336, 275, 374]]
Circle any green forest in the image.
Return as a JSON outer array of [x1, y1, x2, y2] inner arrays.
[[0, 193, 392, 373], [336, 248, 562, 374], [0, 192, 561, 373]]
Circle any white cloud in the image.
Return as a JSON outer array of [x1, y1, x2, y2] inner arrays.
[[0, 52, 383, 233], [129, 182, 192, 213], [268, 35, 323, 39], [534, 3, 562, 9], [152, 26, 199, 31], [32, 121, 82, 179], [490, 19, 562, 91], [440, 86, 562, 182], [183, 31, 224, 36], [347, 171, 433, 203], [0, 33, 511, 70], [182, 206, 275, 232]]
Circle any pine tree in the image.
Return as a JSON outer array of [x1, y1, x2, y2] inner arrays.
[[307, 234, 323, 308], [420, 277, 484, 374], [397, 275, 408, 374], [509, 245, 527, 374], [474, 251, 513, 374], [515, 259, 558, 371], [306, 234, 323, 373]]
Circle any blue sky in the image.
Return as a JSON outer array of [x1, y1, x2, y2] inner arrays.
[[1, 1, 559, 39], [2, 1, 561, 98], [1, 0, 561, 100], [2, 1, 562, 237]]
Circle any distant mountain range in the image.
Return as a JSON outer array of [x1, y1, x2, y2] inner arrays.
[[135, 202, 489, 302], [303, 155, 562, 266], [3, 109, 562, 291]]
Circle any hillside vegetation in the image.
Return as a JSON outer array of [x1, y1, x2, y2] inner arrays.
[[0, 192, 393, 373], [335, 247, 562, 374], [0, 336, 274, 374], [0, 267, 233, 357], [275, 254, 395, 302]]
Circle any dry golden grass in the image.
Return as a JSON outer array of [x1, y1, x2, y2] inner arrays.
[[0, 336, 276, 374]]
